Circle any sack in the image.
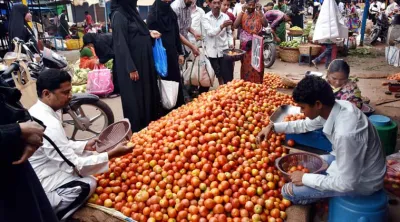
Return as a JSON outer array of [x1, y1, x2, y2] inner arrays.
[[385, 46, 400, 67], [313, 0, 348, 41], [182, 48, 215, 87], [87, 66, 114, 95], [153, 38, 168, 77], [11, 62, 38, 109], [384, 152, 400, 197], [158, 78, 179, 110]]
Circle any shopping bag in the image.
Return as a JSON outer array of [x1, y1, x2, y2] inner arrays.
[[11, 62, 38, 109], [158, 78, 179, 110], [182, 48, 215, 87], [87, 66, 114, 96], [386, 46, 400, 67], [153, 38, 168, 77]]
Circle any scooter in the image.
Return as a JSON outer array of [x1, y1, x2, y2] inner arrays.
[[370, 11, 389, 45], [1, 38, 114, 141], [262, 24, 276, 68]]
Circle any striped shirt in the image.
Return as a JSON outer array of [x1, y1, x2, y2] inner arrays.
[[171, 0, 192, 40]]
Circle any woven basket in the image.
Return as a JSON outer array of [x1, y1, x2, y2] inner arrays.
[[299, 44, 321, 56], [96, 119, 132, 153], [279, 47, 300, 63], [281, 76, 297, 88], [288, 30, 303, 36], [276, 153, 328, 181]]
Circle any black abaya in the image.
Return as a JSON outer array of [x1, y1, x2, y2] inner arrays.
[[59, 13, 69, 39], [147, 0, 185, 110], [111, 0, 161, 132], [8, 4, 38, 52], [0, 78, 59, 222]]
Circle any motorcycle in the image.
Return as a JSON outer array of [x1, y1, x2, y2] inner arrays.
[[1, 38, 114, 141], [370, 11, 389, 45], [262, 24, 276, 69]]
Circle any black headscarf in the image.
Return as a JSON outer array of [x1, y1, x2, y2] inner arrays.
[[8, 4, 34, 43], [147, 0, 177, 32], [110, 0, 149, 35]]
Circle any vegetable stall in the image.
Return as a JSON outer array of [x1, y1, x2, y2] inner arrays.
[[87, 79, 297, 221]]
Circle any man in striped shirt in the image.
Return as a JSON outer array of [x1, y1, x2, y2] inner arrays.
[[172, 0, 201, 56]]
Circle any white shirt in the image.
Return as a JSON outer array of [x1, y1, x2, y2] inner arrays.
[[370, 3, 380, 14], [233, 2, 245, 17], [338, 2, 344, 13], [274, 100, 385, 195], [28, 100, 109, 192], [202, 12, 233, 58], [386, 2, 399, 16], [188, 6, 205, 44]]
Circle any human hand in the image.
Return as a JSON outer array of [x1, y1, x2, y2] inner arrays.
[[130, 71, 139, 81], [85, 138, 100, 151], [275, 36, 281, 43], [19, 121, 44, 147], [13, 144, 38, 165], [150, 30, 161, 39], [178, 55, 184, 65], [222, 20, 233, 28], [108, 141, 135, 159], [191, 46, 200, 57], [290, 171, 305, 186], [194, 32, 202, 41], [256, 122, 273, 145]]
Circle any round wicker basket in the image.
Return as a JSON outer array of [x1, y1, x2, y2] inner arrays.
[[288, 30, 303, 36], [299, 44, 321, 56], [279, 47, 300, 63]]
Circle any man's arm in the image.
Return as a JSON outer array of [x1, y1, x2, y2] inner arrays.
[[302, 135, 367, 192], [273, 117, 324, 134]]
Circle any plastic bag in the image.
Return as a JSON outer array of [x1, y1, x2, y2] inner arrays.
[[182, 48, 215, 87], [384, 152, 400, 197], [153, 38, 168, 77], [87, 66, 114, 96], [158, 79, 179, 110]]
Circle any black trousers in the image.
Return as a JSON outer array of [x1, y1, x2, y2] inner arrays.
[[209, 57, 234, 84]]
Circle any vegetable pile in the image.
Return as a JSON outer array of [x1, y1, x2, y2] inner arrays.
[[90, 80, 298, 221], [279, 40, 300, 49]]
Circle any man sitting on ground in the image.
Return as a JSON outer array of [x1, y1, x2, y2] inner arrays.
[[257, 75, 385, 204], [29, 69, 134, 220]]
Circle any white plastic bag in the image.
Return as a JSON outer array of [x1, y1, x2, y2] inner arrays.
[[386, 46, 400, 67], [313, 0, 348, 41], [182, 48, 215, 87], [158, 79, 179, 110]]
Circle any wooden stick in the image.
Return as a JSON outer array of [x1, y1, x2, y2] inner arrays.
[[376, 98, 400, 106]]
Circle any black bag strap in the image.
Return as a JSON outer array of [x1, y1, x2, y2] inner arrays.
[[31, 116, 83, 178]]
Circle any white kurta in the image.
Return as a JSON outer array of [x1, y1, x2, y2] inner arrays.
[[28, 100, 109, 193]]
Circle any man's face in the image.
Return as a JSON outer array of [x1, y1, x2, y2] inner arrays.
[[43, 81, 72, 110], [211, 0, 221, 12], [297, 102, 321, 120], [184, 0, 193, 7], [221, 1, 229, 13], [240, 0, 245, 3]]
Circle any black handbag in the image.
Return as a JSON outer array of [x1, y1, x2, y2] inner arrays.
[[0, 84, 82, 177]]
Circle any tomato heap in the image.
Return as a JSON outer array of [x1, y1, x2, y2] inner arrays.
[[91, 80, 297, 222], [283, 114, 305, 122], [263, 73, 288, 89], [387, 73, 400, 81]]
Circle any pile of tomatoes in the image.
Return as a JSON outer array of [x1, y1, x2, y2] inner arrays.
[[90, 80, 297, 222], [263, 73, 288, 89], [283, 114, 305, 122], [387, 73, 400, 81]]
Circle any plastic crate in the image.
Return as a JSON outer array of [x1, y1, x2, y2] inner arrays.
[[286, 129, 332, 152]]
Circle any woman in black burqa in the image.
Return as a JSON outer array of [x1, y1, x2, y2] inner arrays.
[[8, 4, 38, 52], [147, 0, 185, 111], [82, 33, 119, 94], [0, 76, 58, 222], [111, 0, 162, 132]]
